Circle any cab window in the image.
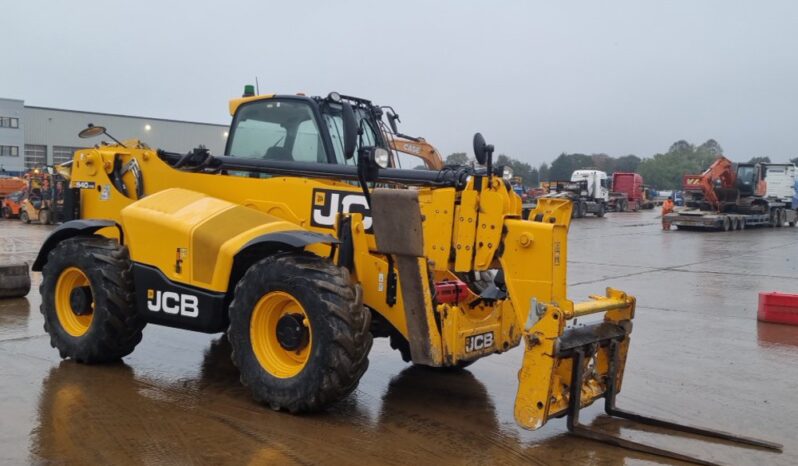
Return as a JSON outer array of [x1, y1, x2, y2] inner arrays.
[[228, 99, 326, 163]]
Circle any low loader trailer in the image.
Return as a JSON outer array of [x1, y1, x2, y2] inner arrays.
[[667, 206, 796, 231], [667, 157, 798, 231]]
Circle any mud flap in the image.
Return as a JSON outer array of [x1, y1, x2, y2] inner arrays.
[[371, 188, 441, 366]]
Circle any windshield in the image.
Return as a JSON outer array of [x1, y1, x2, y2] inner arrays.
[[227, 99, 326, 163], [320, 102, 379, 165], [737, 166, 755, 184]]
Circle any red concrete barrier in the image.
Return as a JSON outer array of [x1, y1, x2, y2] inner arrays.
[[758, 291, 798, 325]]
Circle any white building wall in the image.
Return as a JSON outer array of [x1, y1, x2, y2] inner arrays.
[[0, 98, 26, 172], [23, 106, 229, 166]]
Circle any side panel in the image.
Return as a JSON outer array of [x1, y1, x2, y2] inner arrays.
[[120, 188, 317, 292], [133, 263, 227, 333]]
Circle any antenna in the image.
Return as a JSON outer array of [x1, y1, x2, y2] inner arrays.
[[255, 76, 260, 95]]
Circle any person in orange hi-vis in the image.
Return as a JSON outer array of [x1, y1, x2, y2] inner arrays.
[[661, 196, 675, 230]]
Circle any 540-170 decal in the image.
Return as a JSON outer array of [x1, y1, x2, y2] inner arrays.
[[311, 188, 372, 231]]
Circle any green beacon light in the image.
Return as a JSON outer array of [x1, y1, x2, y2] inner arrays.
[[243, 84, 256, 97]]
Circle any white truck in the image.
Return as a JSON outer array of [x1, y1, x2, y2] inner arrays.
[[763, 163, 796, 205], [545, 170, 609, 217]]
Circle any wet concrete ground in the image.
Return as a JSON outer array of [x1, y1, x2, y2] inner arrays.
[[1, 213, 797, 465]]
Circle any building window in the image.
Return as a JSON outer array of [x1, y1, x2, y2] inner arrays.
[[24, 145, 47, 169], [53, 146, 84, 165], [0, 145, 19, 157], [0, 117, 19, 128]]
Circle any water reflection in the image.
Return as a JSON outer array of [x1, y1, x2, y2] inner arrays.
[[0, 297, 31, 336], [757, 321, 798, 349]]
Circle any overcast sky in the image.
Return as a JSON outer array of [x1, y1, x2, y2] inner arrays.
[[4, 1, 797, 165]]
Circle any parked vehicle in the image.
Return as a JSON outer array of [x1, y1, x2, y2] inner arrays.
[[18, 168, 67, 225], [666, 157, 797, 230], [1, 190, 25, 219], [544, 170, 608, 217], [607, 172, 654, 212]]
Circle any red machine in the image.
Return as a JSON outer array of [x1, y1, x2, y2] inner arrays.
[[0, 176, 25, 200], [682, 156, 736, 211], [609, 172, 649, 211]]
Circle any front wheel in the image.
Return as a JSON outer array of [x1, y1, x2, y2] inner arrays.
[[39, 237, 145, 363], [228, 252, 372, 413], [597, 202, 605, 217], [1, 206, 10, 219], [20, 210, 30, 224]]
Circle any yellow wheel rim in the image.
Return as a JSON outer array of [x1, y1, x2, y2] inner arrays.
[[250, 291, 312, 378], [55, 267, 94, 337]]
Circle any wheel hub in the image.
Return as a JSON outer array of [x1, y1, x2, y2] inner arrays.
[[276, 313, 309, 351], [69, 286, 93, 316]]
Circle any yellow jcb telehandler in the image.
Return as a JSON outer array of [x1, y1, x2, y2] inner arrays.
[[32, 88, 780, 465]]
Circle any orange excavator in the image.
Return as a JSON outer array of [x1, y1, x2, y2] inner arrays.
[[380, 107, 445, 170], [671, 155, 795, 230], [682, 156, 738, 211]]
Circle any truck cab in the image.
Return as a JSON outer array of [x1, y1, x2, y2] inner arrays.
[[571, 170, 609, 202], [761, 164, 796, 204]]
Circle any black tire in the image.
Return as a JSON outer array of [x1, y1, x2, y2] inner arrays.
[[39, 209, 51, 225], [778, 208, 786, 227], [597, 202, 605, 218], [228, 252, 372, 413], [40, 237, 145, 363], [572, 201, 582, 218], [20, 210, 30, 224], [1, 206, 10, 219]]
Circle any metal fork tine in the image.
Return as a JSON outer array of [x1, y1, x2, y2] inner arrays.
[[565, 341, 782, 466], [570, 424, 720, 466], [607, 408, 783, 451], [604, 340, 782, 452]]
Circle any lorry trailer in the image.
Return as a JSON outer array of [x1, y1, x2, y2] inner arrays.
[[666, 158, 798, 231], [667, 206, 796, 231]]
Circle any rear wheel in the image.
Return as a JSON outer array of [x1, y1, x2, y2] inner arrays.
[[722, 216, 731, 231], [597, 202, 605, 218], [778, 208, 786, 227], [228, 252, 372, 412], [40, 237, 145, 363], [20, 210, 30, 224], [39, 209, 52, 225], [1, 206, 10, 219]]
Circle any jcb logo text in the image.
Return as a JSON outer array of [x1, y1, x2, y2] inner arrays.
[[147, 289, 199, 318]]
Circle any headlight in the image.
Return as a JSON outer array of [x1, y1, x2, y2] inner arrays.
[[502, 166, 513, 180], [373, 148, 390, 168]]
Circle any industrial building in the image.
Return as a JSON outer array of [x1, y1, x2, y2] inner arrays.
[[0, 97, 228, 175]]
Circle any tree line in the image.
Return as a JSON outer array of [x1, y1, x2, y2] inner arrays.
[[436, 140, 798, 190]]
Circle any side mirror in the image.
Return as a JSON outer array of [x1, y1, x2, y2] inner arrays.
[[78, 123, 126, 147], [78, 123, 107, 139], [387, 112, 399, 134], [342, 103, 358, 160], [473, 132, 493, 166]]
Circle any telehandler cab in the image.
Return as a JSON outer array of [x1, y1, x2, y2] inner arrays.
[[33, 89, 780, 464]]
